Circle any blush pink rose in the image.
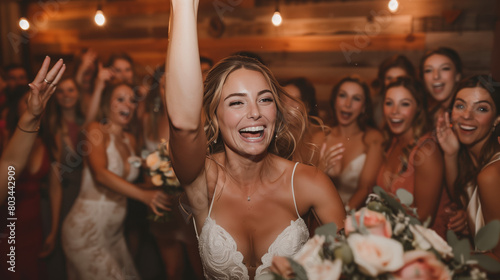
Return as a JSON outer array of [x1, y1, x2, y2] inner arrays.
[[345, 208, 392, 237], [393, 250, 451, 280]]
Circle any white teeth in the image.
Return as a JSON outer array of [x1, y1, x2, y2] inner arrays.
[[390, 119, 403, 123], [240, 126, 264, 132], [120, 111, 130, 116], [459, 124, 476, 131]]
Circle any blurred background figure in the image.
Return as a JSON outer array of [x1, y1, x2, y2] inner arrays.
[[322, 76, 384, 210]]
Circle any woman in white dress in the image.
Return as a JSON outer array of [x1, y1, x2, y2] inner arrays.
[[165, 1, 345, 279], [321, 76, 384, 210], [61, 82, 170, 280], [436, 75, 500, 260]]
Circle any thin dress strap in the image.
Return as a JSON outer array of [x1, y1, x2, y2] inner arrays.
[[291, 162, 300, 218], [194, 182, 219, 239]]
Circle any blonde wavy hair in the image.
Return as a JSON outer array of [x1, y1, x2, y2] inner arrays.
[[203, 55, 307, 160]]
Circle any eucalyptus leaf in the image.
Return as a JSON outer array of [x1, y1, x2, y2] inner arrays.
[[470, 254, 500, 273], [255, 273, 279, 280], [396, 189, 413, 206], [452, 239, 471, 263], [315, 222, 338, 240], [286, 258, 308, 280], [474, 220, 500, 251], [447, 229, 460, 247]]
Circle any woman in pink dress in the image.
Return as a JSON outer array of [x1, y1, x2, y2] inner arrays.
[[376, 77, 451, 238]]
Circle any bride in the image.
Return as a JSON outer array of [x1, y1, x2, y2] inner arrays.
[[165, 1, 346, 279]]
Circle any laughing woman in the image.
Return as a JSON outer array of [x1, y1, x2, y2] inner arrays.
[[376, 77, 451, 238], [61, 82, 170, 280], [436, 75, 500, 260], [164, 1, 345, 279]]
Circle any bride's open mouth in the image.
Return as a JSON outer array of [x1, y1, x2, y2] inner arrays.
[[239, 125, 264, 140]]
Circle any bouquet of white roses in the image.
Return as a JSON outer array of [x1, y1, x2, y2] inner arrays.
[[145, 139, 182, 222], [266, 186, 500, 280]]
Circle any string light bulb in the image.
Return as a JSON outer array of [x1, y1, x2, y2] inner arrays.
[[19, 17, 30, 30], [388, 0, 399, 13], [94, 5, 106, 26], [272, 10, 282, 26]]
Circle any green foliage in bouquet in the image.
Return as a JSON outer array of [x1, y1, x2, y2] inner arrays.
[[268, 186, 500, 280]]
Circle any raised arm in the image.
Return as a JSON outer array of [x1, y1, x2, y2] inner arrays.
[[0, 56, 65, 203], [348, 129, 384, 210], [436, 112, 460, 198], [165, 0, 207, 185]]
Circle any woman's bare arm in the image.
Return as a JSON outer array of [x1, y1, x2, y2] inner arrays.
[[165, 0, 207, 185], [414, 140, 444, 223], [477, 163, 500, 260], [0, 57, 65, 203]]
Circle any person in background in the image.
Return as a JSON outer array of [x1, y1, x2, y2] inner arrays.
[[283, 77, 325, 166], [436, 75, 500, 260], [0, 58, 65, 280], [165, 1, 345, 279], [420, 47, 462, 123], [61, 82, 170, 279], [40, 75, 89, 279], [141, 65, 203, 280], [376, 77, 451, 238], [372, 54, 416, 128], [0, 56, 65, 202], [321, 76, 384, 210], [73, 48, 98, 111]]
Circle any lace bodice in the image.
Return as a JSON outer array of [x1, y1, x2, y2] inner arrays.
[[196, 162, 309, 279]]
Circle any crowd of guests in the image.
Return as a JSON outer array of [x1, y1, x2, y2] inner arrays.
[[0, 8, 499, 278]]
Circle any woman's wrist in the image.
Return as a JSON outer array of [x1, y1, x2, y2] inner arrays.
[[17, 111, 41, 132]]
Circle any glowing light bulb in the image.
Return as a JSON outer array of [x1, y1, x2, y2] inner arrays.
[[272, 11, 282, 26], [388, 0, 399, 13], [19, 17, 30, 30], [94, 9, 106, 26]]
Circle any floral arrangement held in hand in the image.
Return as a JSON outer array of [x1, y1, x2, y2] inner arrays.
[[267, 186, 500, 280], [145, 139, 182, 222]]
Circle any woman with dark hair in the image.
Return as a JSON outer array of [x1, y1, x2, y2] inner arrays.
[[61, 82, 170, 279], [436, 75, 500, 259], [372, 54, 416, 128], [283, 77, 319, 117], [420, 47, 463, 122], [165, 1, 345, 279], [321, 76, 384, 210], [376, 77, 451, 238]]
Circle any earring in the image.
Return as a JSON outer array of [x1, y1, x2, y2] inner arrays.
[[214, 138, 217, 144]]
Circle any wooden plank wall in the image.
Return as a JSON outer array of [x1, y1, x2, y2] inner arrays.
[[22, 0, 496, 111]]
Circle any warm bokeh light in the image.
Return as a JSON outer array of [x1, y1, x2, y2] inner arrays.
[[272, 11, 282, 26], [94, 10, 106, 26], [19, 17, 30, 30], [388, 0, 399, 13]]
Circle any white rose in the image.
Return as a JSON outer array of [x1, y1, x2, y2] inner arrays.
[[306, 259, 342, 280], [294, 235, 325, 267], [347, 233, 404, 277], [151, 174, 164, 186], [146, 151, 161, 171], [410, 225, 453, 258]]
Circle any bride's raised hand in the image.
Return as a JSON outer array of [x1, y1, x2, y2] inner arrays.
[[27, 56, 65, 118], [436, 112, 459, 156]]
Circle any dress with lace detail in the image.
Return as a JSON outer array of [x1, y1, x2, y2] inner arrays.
[[61, 134, 141, 280], [195, 162, 309, 280]]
